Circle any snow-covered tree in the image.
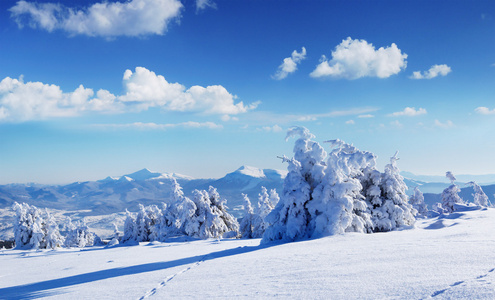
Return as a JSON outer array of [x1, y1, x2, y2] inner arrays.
[[187, 187, 239, 239], [441, 172, 463, 213], [468, 181, 491, 207], [43, 209, 64, 249], [263, 128, 373, 242], [367, 152, 415, 231], [410, 187, 428, 217], [64, 218, 100, 248], [170, 179, 199, 238], [239, 193, 255, 239], [12, 202, 63, 249], [251, 187, 275, 237], [263, 127, 416, 243], [309, 139, 374, 236], [269, 188, 280, 207], [122, 209, 138, 244], [12, 202, 36, 249]]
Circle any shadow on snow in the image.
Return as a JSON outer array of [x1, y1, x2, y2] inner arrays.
[[0, 242, 273, 299]]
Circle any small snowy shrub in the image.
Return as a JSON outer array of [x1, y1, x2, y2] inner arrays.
[[468, 181, 491, 207], [441, 171, 463, 213], [410, 187, 428, 217]]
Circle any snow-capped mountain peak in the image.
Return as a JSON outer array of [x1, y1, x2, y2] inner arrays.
[[234, 166, 266, 178]]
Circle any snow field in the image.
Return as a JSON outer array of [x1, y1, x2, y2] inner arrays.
[[1, 205, 494, 299]]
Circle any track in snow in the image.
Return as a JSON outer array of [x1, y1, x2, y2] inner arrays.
[[429, 268, 495, 298], [138, 255, 208, 299]]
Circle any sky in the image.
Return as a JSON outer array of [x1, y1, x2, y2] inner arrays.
[[0, 0, 494, 184]]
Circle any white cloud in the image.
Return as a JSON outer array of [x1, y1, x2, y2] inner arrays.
[[0, 76, 120, 122], [389, 107, 427, 117], [358, 114, 374, 118], [120, 67, 258, 115], [0, 67, 256, 122], [345, 119, 355, 125], [9, 0, 183, 38], [260, 125, 283, 133], [410, 64, 451, 79], [93, 121, 222, 130], [272, 47, 307, 80], [310, 37, 407, 79], [196, 0, 216, 12], [434, 119, 454, 129], [475, 107, 495, 115]]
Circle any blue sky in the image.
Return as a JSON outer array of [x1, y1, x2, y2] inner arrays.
[[0, 0, 494, 184]]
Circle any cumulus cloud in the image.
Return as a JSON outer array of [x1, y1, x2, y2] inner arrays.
[[389, 107, 427, 117], [434, 119, 454, 129], [9, 0, 183, 38], [0, 67, 256, 122], [345, 119, 355, 125], [0, 76, 121, 122], [475, 107, 495, 115], [410, 64, 451, 79], [310, 37, 407, 79], [93, 121, 222, 130], [272, 47, 307, 80], [120, 67, 258, 115]]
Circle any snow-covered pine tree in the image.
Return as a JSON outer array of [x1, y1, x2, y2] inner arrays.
[[251, 186, 275, 237], [263, 127, 328, 242], [170, 179, 199, 238], [122, 209, 138, 244], [208, 186, 239, 238], [64, 218, 100, 248], [410, 187, 428, 217], [12, 202, 35, 249], [12, 202, 64, 249], [239, 193, 255, 239], [187, 187, 239, 239], [135, 204, 163, 242], [368, 151, 415, 231], [309, 139, 374, 236], [441, 171, 463, 213], [269, 188, 280, 207], [468, 181, 491, 207], [43, 209, 64, 249]]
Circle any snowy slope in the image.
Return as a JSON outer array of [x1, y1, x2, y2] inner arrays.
[[1, 205, 494, 299]]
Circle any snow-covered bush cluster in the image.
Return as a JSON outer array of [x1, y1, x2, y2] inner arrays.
[[239, 187, 278, 238], [64, 217, 101, 248], [262, 127, 416, 243], [122, 180, 239, 243], [12, 202, 100, 249]]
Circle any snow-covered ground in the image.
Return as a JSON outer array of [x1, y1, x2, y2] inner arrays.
[[1, 205, 494, 299]]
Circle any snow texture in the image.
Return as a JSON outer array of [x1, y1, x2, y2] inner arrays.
[[1, 205, 494, 299]]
